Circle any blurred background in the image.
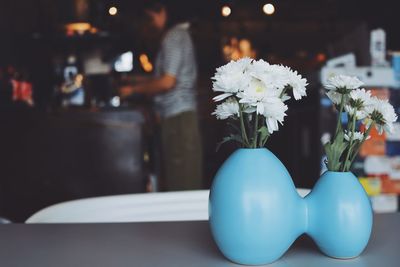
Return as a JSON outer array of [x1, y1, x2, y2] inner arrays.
[[1, 0, 400, 222]]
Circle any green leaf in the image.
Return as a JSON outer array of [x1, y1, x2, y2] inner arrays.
[[324, 130, 347, 171], [216, 134, 243, 151], [258, 126, 269, 147], [227, 122, 241, 135]]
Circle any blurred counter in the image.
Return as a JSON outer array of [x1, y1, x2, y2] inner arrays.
[[0, 108, 147, 222]]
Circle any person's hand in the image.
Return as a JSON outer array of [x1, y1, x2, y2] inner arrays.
[[119, 85, 135, 99]]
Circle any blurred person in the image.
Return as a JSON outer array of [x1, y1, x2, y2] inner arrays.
[[119, 0, 203, 191]]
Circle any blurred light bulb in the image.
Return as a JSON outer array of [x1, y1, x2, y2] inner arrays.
[[221, 5, 231, 17], [263, 3, 275, 15], [139, 54, 153, 72], [110, 96, 120, 107], [109, 6, 118, 16]]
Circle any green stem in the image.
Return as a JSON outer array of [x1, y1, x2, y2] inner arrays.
[[239, 104, 250, 147], [258, 119, 265, 147], [262, 134, 270, 147], [349, 123, 374, 164], [334, 94, 345, 139], [342, 114, 356, 172], [262, 126, 270, 147], [253, 112, 259, 148]]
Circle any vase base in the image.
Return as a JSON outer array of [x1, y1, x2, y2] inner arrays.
[[227, 258, 279, 266], [224, 252, 281, 266], [324, 253, 360, 260]]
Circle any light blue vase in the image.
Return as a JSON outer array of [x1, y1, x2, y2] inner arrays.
[[209, 149, 373, 265], [208, 148, 306, 265], [305, 171, 373, 259]]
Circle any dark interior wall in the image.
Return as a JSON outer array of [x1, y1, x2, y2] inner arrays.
[[1, 0, 399, 60]]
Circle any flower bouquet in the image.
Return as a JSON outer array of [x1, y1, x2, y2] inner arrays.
[[304, 74, 398, 260], [208, 58, 309, 265], [323, 74, 398, 171], [211, 57, 308, 149]]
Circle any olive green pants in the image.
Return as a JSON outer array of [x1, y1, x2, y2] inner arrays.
[[160, 111, 203, 191]]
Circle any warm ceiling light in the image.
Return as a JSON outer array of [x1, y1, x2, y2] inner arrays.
[[221, 5, 231, 17], [263, 3, 275, 15], [109, 6, 118, 16], [139, 54, 153, 72], [65, 22, 92, 35], [316, 53, 327, 62]]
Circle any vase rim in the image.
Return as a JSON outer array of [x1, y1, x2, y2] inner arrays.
[[324, 170, 354, 175], [237, 148, 268, 151]]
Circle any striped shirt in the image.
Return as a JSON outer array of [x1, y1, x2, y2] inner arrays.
[[154, 23, 198, 118]]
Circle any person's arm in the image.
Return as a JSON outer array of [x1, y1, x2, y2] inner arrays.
[[119, 74, 176, 98], [120, 29, 185, 98], [121, 74, 152, 84]]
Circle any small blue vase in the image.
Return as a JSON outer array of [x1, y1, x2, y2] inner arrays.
[[305, 171, 373, 259], [208, 148, 305, 265]]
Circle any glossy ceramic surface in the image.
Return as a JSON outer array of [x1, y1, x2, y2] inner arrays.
[[305, 171, 373, 259], [209, 149, 372, 265], [209, 148, 305, 265]]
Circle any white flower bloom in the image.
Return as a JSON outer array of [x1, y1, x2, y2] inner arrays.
[[321, 132, 331, 145], [212, 58, 308, 104], [240, 92, 288, 133], [368, 97, 398, 134], [281, 94, 291, 102], [212, 98, 240, 120], [287, 70, 308, 100], [254, 64, 291, 93], [261, 100, 288, 134], [238, 77, 277, 104], [344, 88, 372, 119], [349, 88, 371, 100], [325, 75, 364, 91], [325, 78, 365, 106], [248, 64, 308, 100], [211, 58, 307, 138], [344, 131, 370, 142], [212, 57, 252, 101], [326, 90, 342, 105], [247, 58, 270, 76]]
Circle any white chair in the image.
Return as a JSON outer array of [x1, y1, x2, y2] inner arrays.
[[26, 189, 311, 223], [0, 217, 11, 224]]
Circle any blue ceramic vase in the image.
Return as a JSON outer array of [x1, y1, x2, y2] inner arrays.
[[209, 149, 373, 265], [208, 148, 305, 265], [305, 171, 373, 259]]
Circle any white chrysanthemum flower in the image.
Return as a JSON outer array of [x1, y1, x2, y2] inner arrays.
[[257, 64, 291, 92], [211, 58, 307, 138], [240, 91, 288, 133], [261, 100, 288, 134], [247, 58, 270, 74], [248, 64, 307, 101], [344, 131, 370, 142], [326, 90, 342, 105], [287, 70, 308, 100], [325, 75, 364, 92], [238, 77, 275, 104], [212, 57, 252, 101], [344, 88, 372, 120], [367, 97, 398, 134], [321, 132, 331, 145], [281, 94, 291, 102], [212, 98, 240, 120]]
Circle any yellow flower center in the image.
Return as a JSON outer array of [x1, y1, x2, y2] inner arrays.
[[253, 79, 266, 94]]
